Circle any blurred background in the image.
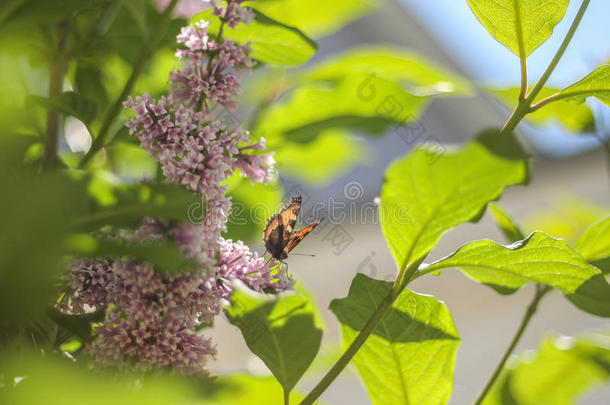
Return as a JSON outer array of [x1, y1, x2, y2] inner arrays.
[[202, 0, 610, 403]]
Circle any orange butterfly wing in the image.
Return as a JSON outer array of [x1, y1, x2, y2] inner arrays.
[[283, 220, 321, 255]]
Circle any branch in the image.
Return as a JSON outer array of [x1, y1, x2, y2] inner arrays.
[[79, 0, 179, 168], [472, 285, 550, 405]]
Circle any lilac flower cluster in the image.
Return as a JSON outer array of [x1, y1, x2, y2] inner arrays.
[[59, 0, 294, 374]]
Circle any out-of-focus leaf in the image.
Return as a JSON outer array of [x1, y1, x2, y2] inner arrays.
[[65, 234, 200, 273], [524, 196, 610, 244], [274, 129, 364, 186], [330, 274, 459, 405], [251, 0, 376, 38], [224, 287, 322, 394], [257, 73, 427, 142], [0, 351, 201, 405], [0, 0, 97, 25], [192, 9, 317, 66], [483, 333, 610, 405], [75, 61, 109, 112], [225, 175, 283, 243], [466, 0, 568, 57], [0, 139, 84, 329], [199, 374, 305, 404], [106, 142, 157, 180], [488, 203, 525, 243], [47, 307, 105, 344], [27, 91, 97, 130], [379, 130, 529, 270], [490, 87, 594, 132], [575, 216, 610, 263], [559, 65, 610, 106], [304, 46, 471, 96], [70, 174, 202, 232]]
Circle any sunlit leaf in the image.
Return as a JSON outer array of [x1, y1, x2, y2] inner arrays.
[[466, 0, 568, 57], [330, 274, 459, 405], [575, 216, 610, 263], [257, 73, 427, 143], [251, 0, 377, 38], [304, 46, 471, 96], [199, 374, 306, 404], [490, 87, 594, 132], [379, 130, 529, 270], [423, 231, 610, 316], [488, 203, 525, 243], [274, 129, 364, 186], [559, 65, 610, 107], [224, 287, 322, 394], [483, 333, 610, 405], [192, 9, 317, 66]]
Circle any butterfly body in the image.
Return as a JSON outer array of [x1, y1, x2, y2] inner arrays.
[[263, 196, 321, 261]]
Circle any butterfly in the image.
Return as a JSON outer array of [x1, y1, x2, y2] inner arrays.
[[263, 195, 323, 261]]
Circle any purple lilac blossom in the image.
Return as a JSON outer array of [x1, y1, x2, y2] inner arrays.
[[60, 0, 291, 375]]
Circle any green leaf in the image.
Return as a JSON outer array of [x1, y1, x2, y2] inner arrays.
[[0, 351, 202, 405], [304, 46, 471, 96], [466, 0, 568, 57], [27, 91, 97, 129], [488, 204, 525, 243], [523, 196, 610, 244], [257, 73, 427, 142], [558, 65, 610, 107], [65, 234, 200, 273], [70, 175, 203, 232], [198, 374, 306, 404], [193, 9, 317, 66], [75, 61, 109, 111], [483, 333, 610, 405], [575, 216, 610, 263], [224, 287, 322, 394], [423, 232, 610, 316], [251, 0, 376, 38], [274, 129, 364, 186], [379, 130, 529, 270], [330, 274, 459, 405], [490, 87, 594, 132]]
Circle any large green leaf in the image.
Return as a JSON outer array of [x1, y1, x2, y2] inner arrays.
[[466, 0, 568, 57], [379, 130, 529, 270], [304, 46, 471, 96], [224, 288, 322, 394], [251, 0, 376, 38], [274, 128, 364, 186], [423, 231, 610, 316], [575, 216, 610, 263], [257, 73, 427, 142], [558, 65, 610, 107], [490, 87, 594, 132], [330, 274, 459, 405], [192, 9, 316, 66], [483, 333, 610, 405]]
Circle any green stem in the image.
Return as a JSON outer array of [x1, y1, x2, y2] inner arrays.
[[472, 285, 550, 405], [524, 0, 590, 104], [299, 261, 420, 405], [79, 0, 179, 168], [513, 0, 527, 100], [43, 19, 71, 169], [501, 0, 590, 135]]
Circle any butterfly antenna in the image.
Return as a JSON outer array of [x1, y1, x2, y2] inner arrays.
[[291, 253, 316, 257]]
